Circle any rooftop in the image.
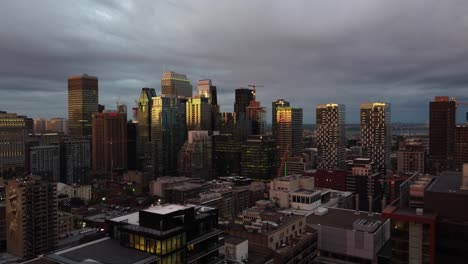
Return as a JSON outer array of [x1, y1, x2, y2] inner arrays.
[[224, 236, 247, 246], [143, 204, 190, 215], [307, 208, 386, 233], [48, 237, 158, 264], [426, 171, 468, 195]]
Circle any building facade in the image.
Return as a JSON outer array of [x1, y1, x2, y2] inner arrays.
[[275, 106, 303, 158], [178, 131, 213, 180], [246, 100, 266, 135], [454, 125, 468, 171], [272, 99, 290, 139], [234, 88, 254, 121], [360, 102, 391, 175], [161, 71, 192, 98], [30, 145, 60, 182], [316, 103, 346, 170], [0, 112, 27, 178], [68, 74, 98, 137], [136, 87, 157, 171], [241, 135, 276, 180], [397, 142, 425, 174], [197, 79, 219, 132], [186, 97, 212, 133]]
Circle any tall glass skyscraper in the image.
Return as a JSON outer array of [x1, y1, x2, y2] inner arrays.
[[161, 71, 192, 98], [186, 97, 212, 133], [136, 87, 157, 171], [275, 106, 303, 158], [316, 103, 346, 170], [68, 74, 98, 137], [234, 88, 254, 121], [272, 99, 290, 139]]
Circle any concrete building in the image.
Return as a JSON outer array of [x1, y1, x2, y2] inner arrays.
[[30, 145, 60, 182], [45, 118, 68, 134], [307, 207, 390, 264], [108, 204, 223, 263], [269, 175, 314, 208], [360, 102, 391, 175], [92, 107, 128, 174], [178, 131, 212, 180], [221, 236, 248, 263], [57, 183, 92, 201], [303, 169, 347, 191], [0, 112, 27, 178], [316, 103, 346, 170], [61, 138, 91, 184], [428, 96, 457, 174], [148, 177, 192, 197], [161, 71, 193, 98], [397, 142, 425, 174], [5, 176, 58, 260], [58, 211, 74, 237], [68, 74, 98, 137]]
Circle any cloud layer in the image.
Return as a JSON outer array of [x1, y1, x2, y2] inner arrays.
[[1, 0, 468, 123]]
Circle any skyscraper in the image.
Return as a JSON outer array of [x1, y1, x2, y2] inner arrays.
[[30, 145, 60, 182], [197, 79, 219, 131], [136, 87, 157, 171], [186, 97, 212, 133], [152, 96, 186, 176], [68, 74, 98, 137], [360, 102, 391, 174], [220, 112, 236, 135], [454, 125, 468, 171], [0, 111, 27, 178], [178, 130, 212, 180], [6, 176, 58, 259], [213, 134, 242, 176], [92, 106, 128, 174], [429, 96, 456, 174], [234, 88, 254, 121], [241, 135, 276, 180], [316, 103, 346, 170], [161, 71, 192, 98], [272, 99, 290, 138], [61, 138, 91, 184], [246, 100, 266, 135], [275, 106, 303, 158]]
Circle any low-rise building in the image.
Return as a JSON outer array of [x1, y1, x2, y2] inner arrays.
[[57, 183, 92, 201]]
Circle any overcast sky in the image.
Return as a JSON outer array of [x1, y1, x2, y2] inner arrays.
[[1, 0, 468, 123]]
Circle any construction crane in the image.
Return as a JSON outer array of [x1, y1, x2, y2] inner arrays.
[[248, 84, 264, 101], [277, 144, 290, 178]]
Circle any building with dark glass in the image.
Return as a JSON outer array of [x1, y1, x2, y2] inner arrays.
[[30, 145, 60, 182], [272, 99, 290, 139], [429, 96, 456, 174], [241, 135, 276, 180], [178, 131, 212, 180], [136, 88, 157, 171], [213, 134, 242, 176], [152, 96, 187, 177], [68, 74, 98, 137], [219, 112, 236, 135], [108, 204, 223, 264], [60, 138, 91, 184], [161, 71, 192, 98], [246, 100, 266, 135], [186, 97, 211, 133], [234, 88, 254, 121], [316, 103, 346, 170], [197, 79, 220, 131], [274, 106, 303, 158]]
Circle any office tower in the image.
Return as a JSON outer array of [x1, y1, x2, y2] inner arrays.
[[0, 112, 27, 178], [275, 106, 303, 158], [241, 135, 276, 180], [92, 106, 127, 174], [127, 121, 137, 170], [346, 158, 382, 212], [68, 74, 98, 137], [160, 71, 192, 98], [30, 145, 60, 182], [316, 103, 346, 170], [234, 88, 254, 121], [5, 176, 58, 259], [397, 142, 425, 174], [186, 97, 212, 133], [272, 99, 290, 138], [197, 79, 220, 131], [454, 125, 468, 171], [61, 139, 91, 184], [213, 134, 242, 176], [33, 118, 46, 135], [360, 102, 391, 175], [152, 96, 186, 176], [45, 118, 68, 134], [246, 100, 266, 135], [220, 112, 236, 135], [178, 131, 212, 180], [136, 88, 157, 170], [429, 96, 456, 174]]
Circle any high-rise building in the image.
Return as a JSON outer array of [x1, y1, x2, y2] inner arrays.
[[61, 139, 91, 184], [152, 96, 186, 176], [178, 131, 212, 180], [5, 176, 58, 260], [68, 74, 98, 137], [30, 145, 60, 182], [0, 112, 27, 178], [186, 97, 212, 133], [246, 100, 266, 135], [429, 96, 456, 174], [272, 99, 290, 139], [275, 106, 303, 158], [241, 135, 276, 180], [346, 158, 383, 212], [33, 118, 46, 135], [316, 103, 346, 170], [135, 88, 157, 171], [197, 79, 219, 131], [46, 118, 68, 134], [220, 112, 236, 135], [160, 71, 192, 98], [454, 125, 468, 171], [360, 102, 391, 174], [213, 134, 242, 176], [397, 142, 425, 174], [234, 88, 254, 121], [92, 107, 127, 174]]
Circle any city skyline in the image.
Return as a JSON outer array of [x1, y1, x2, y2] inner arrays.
[[2, 1, 468, 123]]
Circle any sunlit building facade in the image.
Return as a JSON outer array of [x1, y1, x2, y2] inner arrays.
[[316, 103, 346, 170], [186, 97, 212, 133], [136, 87, 157, 171], [68, 74, 98, 137], [161, 71, 192, 98], [272, 99, 290, 139], [197, 79, 219, 131], [275, 106, 303, 158]]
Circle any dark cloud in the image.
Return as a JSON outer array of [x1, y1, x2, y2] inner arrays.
[[1, 0, 468, 123]]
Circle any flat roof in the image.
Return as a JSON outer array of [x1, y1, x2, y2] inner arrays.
[[224, 236, 247, 246], [48, 237, 158, 264], [307, 208, 386, 232], [143, 204, 190, 215], [111, 211, 140, 225], [426, 172, 468, 195]]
